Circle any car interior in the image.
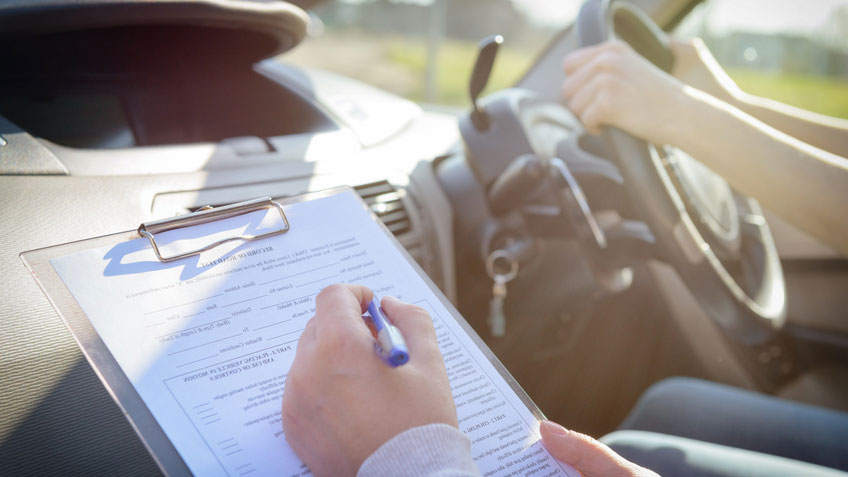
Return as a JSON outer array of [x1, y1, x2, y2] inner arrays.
[[1, 0, 846, 474]]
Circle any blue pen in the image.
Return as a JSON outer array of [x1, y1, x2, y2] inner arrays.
[[366, 298, 409, 367]]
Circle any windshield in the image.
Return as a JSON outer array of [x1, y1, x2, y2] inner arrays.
[[675, 0, 848, 119], [284, 0, 581, 106]]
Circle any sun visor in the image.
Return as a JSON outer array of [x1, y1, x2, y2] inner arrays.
[[0, 0, 309, 69]]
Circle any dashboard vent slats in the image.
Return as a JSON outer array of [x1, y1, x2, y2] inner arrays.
[[354, 180, 412, 237]]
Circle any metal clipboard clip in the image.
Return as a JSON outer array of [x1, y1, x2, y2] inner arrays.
[[138, 197, 290, 263]]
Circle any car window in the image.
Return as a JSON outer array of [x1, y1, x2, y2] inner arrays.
[[675, 0, 848, 119], [284, 0, 581, 107]]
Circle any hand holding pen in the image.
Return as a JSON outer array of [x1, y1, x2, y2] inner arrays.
[[282, 284, 457, 476]]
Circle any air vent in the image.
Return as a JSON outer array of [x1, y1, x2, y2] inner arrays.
[[354, 180, 412, 237]]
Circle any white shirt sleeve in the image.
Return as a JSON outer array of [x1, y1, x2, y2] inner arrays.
[[357, 423, 481, 477]]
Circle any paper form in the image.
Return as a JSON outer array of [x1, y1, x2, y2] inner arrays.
[[50, 190, 577, 477]]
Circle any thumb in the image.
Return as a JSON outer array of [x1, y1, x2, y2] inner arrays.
[[379, 296, 438, 356], [540, 421, 656, 477]]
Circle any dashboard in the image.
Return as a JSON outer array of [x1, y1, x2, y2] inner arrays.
[[1, 59, 464, 477], [0, 4, 467, 472]]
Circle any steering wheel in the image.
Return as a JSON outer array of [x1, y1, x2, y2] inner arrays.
[[574, 0, 786, 344]]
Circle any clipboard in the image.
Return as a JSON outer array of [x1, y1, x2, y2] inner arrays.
[[21, 186, 556, 477]]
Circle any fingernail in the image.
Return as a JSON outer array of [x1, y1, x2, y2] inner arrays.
[[541, 420, 569, 437], [382, 296, 399, 305]]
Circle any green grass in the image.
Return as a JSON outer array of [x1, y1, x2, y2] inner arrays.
[[728, 68, 848, 119], [388, 43, 848, 120], [288, 32, 848, 120], [284, 32, 537, 107], [387, 38, 535, 106]]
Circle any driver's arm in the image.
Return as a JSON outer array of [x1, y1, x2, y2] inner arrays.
[[281, 284, 656, 476], [561, 40, 848, 256], [671, 38, 848, 158]]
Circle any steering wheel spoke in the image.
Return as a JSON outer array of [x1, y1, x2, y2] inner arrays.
[[556, 135, 624, 185], [599, 215, 657, 265]]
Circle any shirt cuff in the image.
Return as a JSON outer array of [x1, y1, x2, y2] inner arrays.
[[357, 423, 480, 477]]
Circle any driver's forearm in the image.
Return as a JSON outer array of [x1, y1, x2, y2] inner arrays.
[[669, 87, 848, 256], [726, 92, 848, 158]]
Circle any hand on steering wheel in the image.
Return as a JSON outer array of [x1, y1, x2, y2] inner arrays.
[[562, 39, 689, 142], [566, 0, 786, 344]]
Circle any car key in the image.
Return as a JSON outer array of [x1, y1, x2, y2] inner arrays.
[[485, 249, 518, 337]]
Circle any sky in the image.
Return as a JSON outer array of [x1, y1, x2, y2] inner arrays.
[[344, 0, 848, 46], [512, 0, 848, 37], [511, 0, 583, 27], [702, 0, 847, 35]]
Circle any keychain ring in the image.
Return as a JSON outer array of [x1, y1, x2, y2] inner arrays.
[[485, 250, 518, 282]]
